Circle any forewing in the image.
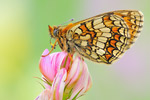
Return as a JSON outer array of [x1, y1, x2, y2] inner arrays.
[[67, 10, 143, 64]]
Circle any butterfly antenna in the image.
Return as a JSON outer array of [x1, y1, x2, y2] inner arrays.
[[58, 18, 74, 27]]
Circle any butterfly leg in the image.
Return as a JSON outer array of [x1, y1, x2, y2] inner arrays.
[[68, 53, 73, 63], [42, 39, 58, 57]]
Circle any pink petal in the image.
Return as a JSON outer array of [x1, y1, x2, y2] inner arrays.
[[85, 75, 92, 92], [39, 49, 68, 83], [51, 51, 68, 72], [70, 58, 92, 99], [35, 89, 51, 100], [65, 57, 83, 89], [61, 54, 72, 70], [50, 68, 67, 100], [39, 49, 56, 83]]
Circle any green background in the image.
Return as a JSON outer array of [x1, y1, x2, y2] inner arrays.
[[0, 0, 150, 100]]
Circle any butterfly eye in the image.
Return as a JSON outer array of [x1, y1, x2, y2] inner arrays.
[[53, 29, 59, 36]]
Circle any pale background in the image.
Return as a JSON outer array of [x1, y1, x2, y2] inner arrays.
[[0, 0, 150, 100]]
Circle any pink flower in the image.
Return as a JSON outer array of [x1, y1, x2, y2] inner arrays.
[[36, 49, 92, 100]]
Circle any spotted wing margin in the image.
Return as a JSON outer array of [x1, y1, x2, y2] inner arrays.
[[67, 10, 144, 64]]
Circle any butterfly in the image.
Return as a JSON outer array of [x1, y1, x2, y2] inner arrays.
[[46, 10, 144, 64]]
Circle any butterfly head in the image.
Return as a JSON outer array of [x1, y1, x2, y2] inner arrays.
[[48, 25, 60, 38]]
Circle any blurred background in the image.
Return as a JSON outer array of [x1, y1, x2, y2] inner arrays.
[[0, 0, 150, 100]]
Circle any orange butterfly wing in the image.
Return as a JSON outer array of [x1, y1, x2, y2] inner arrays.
[[65, 10, 143, 64]]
